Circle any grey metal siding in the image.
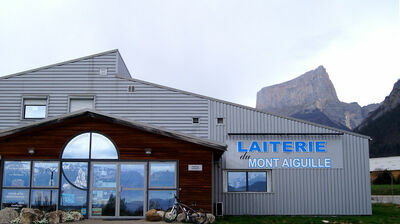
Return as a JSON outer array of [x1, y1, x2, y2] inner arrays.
[[209, 100, 371, 215], [0, 52, 208, 138], [116, 51, 131, 78], [0, 50, 371, 215]]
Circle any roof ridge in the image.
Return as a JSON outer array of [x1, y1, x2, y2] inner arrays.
[[114, 74, 370, 139], [0, 49, 119, 80], [0, 109, 227, 152]]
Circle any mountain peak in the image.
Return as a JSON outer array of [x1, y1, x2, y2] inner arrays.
[[256, 66, 375, 130], [256, 66, 339, 113]]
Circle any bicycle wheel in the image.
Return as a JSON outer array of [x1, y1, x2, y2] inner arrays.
[[164, 207, 178, 223], [190, 211, 207, 224]]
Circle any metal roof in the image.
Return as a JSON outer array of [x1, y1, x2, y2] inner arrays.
[[0, 109, 227, 152], [113, 75, 370, 140], [0, 49, 370, 139]]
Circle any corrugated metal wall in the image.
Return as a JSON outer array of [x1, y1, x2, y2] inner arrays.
[[209, 100, 371, 215], [0, 50, 371, 215], [0, 51, 209, 138]]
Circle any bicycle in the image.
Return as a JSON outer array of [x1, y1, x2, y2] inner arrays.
[[163, 195, 207, 224]]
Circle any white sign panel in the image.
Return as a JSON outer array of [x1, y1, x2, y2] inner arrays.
[[188, 164, 203, 171], [225, 136, 343, 169]]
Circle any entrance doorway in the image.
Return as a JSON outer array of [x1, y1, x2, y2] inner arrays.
[[89, 162, 146, 218]]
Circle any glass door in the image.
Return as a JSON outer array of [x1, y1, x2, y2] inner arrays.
[[89, 162, 146, 218], [119, 163, 146, 217], [90, 163, 117, 217]]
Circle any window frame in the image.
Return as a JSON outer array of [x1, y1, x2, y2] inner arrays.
[[216, 117, 225, 125], [1, 160, 60, 211], [147, 161, 178, 211], [68, 95, 95, 113], [148, 161, 177, 189], [61, 131, 119, 160], [225, 170, 272, 193], [192, 117, 200, 125], [21, 96, 48, 120]]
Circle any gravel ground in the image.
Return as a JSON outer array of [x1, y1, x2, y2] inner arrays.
[[69, 219, 169, 224]]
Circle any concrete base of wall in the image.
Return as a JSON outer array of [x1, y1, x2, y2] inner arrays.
[[371, 195, 400, 205]]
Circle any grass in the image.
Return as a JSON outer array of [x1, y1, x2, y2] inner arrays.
[[371, 184, 400, 195], [215, 203, 400, 224]]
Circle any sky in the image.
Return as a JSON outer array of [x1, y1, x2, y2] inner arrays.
[[0, 0, 399, 107]]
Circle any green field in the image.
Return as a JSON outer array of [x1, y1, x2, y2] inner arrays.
[[215, 203, 400, 224], [371, 184, 400, 195]]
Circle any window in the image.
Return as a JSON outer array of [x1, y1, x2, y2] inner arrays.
[[23, 98, 47, 119], [60, 162, 88, 214], [62, 132, 118, 159], [226, 171, 270, 192], [69, 97, 94, 112], [217, 117, 224, 125], [60, 132, 117, 216], [128, 85, 135, 92], [148, 162, 176, 211], [192, 117, 199, 124], [2, 161, 59, 211]]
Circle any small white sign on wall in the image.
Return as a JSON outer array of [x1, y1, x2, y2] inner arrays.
[[188, 164, 203, 171]]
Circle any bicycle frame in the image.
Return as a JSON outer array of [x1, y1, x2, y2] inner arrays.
[[171, 196, 199, 221]]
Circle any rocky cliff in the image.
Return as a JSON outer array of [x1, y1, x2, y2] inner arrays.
[[256, 66, 379, 130], [355, 79, 400, 157]]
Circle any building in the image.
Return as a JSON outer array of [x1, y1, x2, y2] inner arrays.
[[0, 50, 371, 218], [370, 156, 400, 183]]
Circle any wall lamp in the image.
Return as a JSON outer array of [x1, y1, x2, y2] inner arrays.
[[144, 148, 152, 155], [27, 147, 35, 155]]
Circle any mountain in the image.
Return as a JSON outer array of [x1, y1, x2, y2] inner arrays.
[[355, 80, 400, 158], [256, 66, 379, 130]]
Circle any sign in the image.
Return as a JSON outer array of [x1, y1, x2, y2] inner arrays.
[[188, 164, 203, 171], [92, 208, 102, 216], [225, 137, 343, 169], [81, 208, 87, 216]]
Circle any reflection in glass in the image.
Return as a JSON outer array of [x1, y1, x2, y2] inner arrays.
[[91, 190, 116, 216], [248, 172, 267, 192], [24, 105, 46, 119], [3, 161, 31, 187], [93, 164, 117, 188], [228, 172, 246, 192], [148, 190, 175, 211], [62, 162, 88, 189], [60, 176, 87, 214], [150, 163, 176, 188], [91, 133, 118, 159], [1, 189, 29, 209], [120, 190, 144, 216], [33, 162, 59, 187], [31, 189, 58, 212], [120, 164, 144, 188], [62, 133, 90, 159]]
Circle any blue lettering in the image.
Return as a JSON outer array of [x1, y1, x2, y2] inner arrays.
[[316, 141, 326, 152], [270, 141, 281, 152], [308, 141, 314, 152], [293, 158, 300, 168], [295, 141, 307, 152], [325, 158, 331, 168], [248, 159, 257, 168], [263, 141, 268, 152], [249, 141, 262, 152], [265, 158, 273, 168], [282, 158, 290, 168], [282, 141, 293, 152], [238, 141, 247, 152]]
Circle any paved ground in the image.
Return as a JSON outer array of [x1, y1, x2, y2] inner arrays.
[[372, 195, 400, 205], [70, 220, 169, 224]]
